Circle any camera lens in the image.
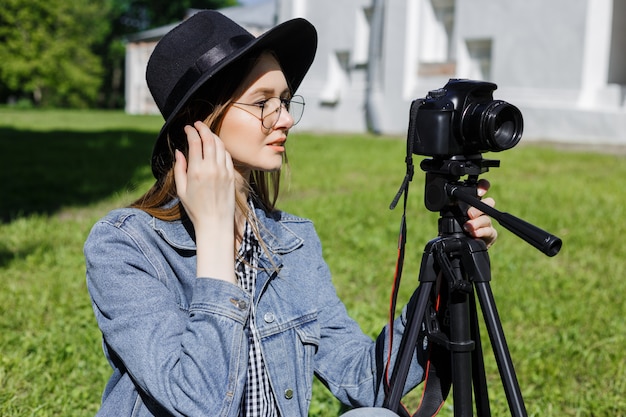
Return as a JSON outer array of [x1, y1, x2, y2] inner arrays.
[[462, 100, 523, 152], [483, 101, 523, 150], [479, 101, 523, 151]]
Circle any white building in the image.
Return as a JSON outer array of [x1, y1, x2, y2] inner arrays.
[[125, 0, 626, 144]]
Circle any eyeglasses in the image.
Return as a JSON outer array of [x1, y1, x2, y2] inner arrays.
[[232, 95, 305, 129]]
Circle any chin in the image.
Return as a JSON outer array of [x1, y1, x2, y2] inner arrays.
[[235, 156, 283, 173], [258, 157, 284, 172], [263, 165, 283, 172], [249, 162, 283, 173]]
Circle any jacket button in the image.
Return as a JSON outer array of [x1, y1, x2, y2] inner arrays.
[[230, 298, 248, 310], [284, 388, 294, 399], [263, 312, 275, 323]]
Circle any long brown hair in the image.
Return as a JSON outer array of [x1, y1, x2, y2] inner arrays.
[[131, 51, 285, 238]]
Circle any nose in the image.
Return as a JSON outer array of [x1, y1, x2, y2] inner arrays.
[[274, 103, 294, 129]]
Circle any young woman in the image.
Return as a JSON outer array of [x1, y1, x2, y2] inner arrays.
[[84, 11, 497, 417]]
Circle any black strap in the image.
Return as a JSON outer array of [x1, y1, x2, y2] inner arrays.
[[386, 99, 452, 416], [385, 99, 418, 401], [413, 285, 452, 417]]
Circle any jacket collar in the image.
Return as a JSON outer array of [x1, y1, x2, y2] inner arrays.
[[150, 205, 304, 258]]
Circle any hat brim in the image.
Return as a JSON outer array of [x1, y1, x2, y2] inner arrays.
[[151, 17, 317, 179]]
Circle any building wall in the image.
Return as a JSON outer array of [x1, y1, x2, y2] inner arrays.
[[126, 0, 626, 144], [125, 41, 159, 115], [283, 0, 373, 133], [456, 0, 587, 90], [289, 0, 626, 143]]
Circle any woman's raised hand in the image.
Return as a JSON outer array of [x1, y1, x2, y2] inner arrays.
[[174, 121, 237, 283], [174, 121, 236, 230]]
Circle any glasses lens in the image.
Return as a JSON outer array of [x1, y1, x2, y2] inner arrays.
[[261, 96, 306, 129], [288, 96, 305, 126], [261, 98, 281, 129]]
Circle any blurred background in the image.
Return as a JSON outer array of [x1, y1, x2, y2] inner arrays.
[[3, 0, 624, 144]]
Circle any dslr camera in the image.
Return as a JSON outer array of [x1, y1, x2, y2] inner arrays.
[[409, 79, 523, 157]]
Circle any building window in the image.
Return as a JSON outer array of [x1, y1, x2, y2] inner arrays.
[[419, 0, 455, 63], [608, 0, 626, 85], [352, 6, 371, 69], [320, 51, 350, 106], [417, 0, 456, 76], [465, 38, 492, 81]]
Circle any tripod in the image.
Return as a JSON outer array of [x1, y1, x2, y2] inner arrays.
[[382, 157, 562, 417]]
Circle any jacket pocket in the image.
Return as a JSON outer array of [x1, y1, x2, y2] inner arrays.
[[294, 318, 320, 397], [258, 311, 320, 412]]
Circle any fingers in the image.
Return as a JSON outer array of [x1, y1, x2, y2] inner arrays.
[[476, 178, 490, 197], [185, 121, 219, 168], [464, 207, 494, 231], [174, 149, 188, 196], [467, 178, 492, 220], [184, 123, 204, 167], [465, 180, 498, 248], [174, 121, 234, 202], [180, 121, 233, 177], [465, 219, 498, 248], [467, 197, 495, 220]]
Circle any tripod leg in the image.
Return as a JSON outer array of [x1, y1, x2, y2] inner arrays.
[[474, 281, 527, 417], [384, 281, 433, 413], [448, 291, 474, 417], [469, 292, 491, 416]]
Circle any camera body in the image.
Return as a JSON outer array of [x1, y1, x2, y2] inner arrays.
[[409, 79, 523, 157]]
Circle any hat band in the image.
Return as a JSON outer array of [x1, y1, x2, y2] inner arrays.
[[163, 34, 253, 118]]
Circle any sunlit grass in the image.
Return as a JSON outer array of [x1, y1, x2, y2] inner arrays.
[[1, 110, 625, 416]]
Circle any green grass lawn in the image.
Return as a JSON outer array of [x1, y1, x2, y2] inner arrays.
[[1, 109, 625, 416]]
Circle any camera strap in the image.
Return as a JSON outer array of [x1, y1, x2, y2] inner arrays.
[[386, 99, 451, 417], [386, 99, 421, 395], [389, 98, 423, 211], [387, 98, 423, 350]]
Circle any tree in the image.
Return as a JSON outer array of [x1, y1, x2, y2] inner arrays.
[[97, 0, 238, 108], [0, 0, 237, 108], [113, 0, 238, 30], [0, 0, 111, 107]]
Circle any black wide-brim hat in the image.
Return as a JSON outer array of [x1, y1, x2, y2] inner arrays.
[[146, 10, 318, 179]]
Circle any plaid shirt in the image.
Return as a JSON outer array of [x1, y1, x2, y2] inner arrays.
[[236, 210, 280, 417]]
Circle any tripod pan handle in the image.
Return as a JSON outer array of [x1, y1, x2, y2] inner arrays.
[[446, 184, 562, 256], [498, 213, 562, 256]]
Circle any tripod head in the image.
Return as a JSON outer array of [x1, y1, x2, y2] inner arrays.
[[421, 155, 562, 257]]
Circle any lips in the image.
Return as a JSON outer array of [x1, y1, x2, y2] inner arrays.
[[266, 138, 286, 147]]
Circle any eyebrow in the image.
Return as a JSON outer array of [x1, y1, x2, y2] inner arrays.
[[244, 86, 291, 98]]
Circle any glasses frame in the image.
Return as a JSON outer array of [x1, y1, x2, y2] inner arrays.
[[232, 95, 305, 129]]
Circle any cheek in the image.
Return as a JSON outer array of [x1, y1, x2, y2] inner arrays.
[[219, 108, 262, 155], [219, 109, 246, 148]]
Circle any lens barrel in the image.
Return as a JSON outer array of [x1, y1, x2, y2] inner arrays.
[[464, 100, 523, 152]]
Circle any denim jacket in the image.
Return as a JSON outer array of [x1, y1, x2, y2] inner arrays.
[[84, 204, 424, 417]]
